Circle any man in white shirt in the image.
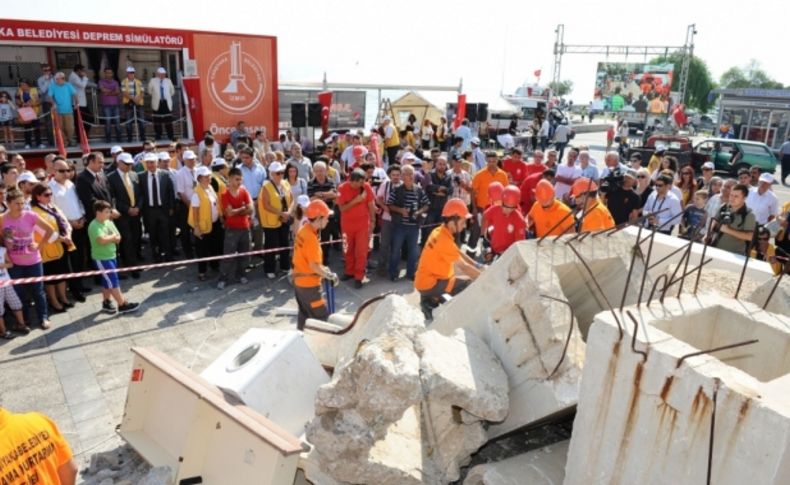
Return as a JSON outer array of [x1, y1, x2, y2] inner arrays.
[[599, 151, 628, 179], [454, 119, 472, 151], [578, 150, 599, 181], [554, 147, 582, 202], [746, 172, 779, 225], [175, 149, 197, 257], [706, 178, 735, 223], [538, 118, 551, 151], [553, 122, 571, 161], [287, 143, 313, 181], [643, 173, 683, 235], [147, 67, 176, 141], [68, 64, 90, 136], [49, 157, 89, 299], [341, 133, 364, 170]]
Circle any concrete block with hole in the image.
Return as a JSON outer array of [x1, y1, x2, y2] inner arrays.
[[431, 232, 650, 438], [564, 294, 790, 485]]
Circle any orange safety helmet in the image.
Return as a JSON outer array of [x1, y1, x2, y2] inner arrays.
[[441, 198, 472, 219], [535, 179, 555, 205], [488, 182, 505, 203], [571, 177, 599, 198], [502, 185, 521, 208], [306, 199, 334, 219]]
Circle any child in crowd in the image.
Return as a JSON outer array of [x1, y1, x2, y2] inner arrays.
[[0, 91, 16, 148], [680, 189, 708, 241], [0, 237, 29, 338], [88, 200, 140, 315]]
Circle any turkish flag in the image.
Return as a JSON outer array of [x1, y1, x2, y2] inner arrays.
[[534, 69, 542, 78], [454, 94, 467, 130], [318, 91, 333, 136]]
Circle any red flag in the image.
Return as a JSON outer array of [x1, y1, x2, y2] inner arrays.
[[534, 69, 542, 78], [76, 109, 91, 155], [318, 91, 333, 137], [51, 111, 67, 157], [453, 94, 466, 130]]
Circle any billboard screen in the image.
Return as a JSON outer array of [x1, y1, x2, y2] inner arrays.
[[593, 62, 674, 113], [279, 90, 365, 130]]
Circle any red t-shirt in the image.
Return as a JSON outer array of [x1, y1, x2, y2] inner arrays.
[[220, 187, 252, 230], [337, 181, 375, 230], [519, 171, 546, 214], [484, 205, 526, 255], [523, 162, 546, 178], [502, 158, 528, 186]]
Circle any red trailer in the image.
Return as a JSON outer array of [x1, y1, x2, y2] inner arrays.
[[0, 18, 278, 165]]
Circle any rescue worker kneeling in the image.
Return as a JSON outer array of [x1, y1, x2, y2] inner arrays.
[[414, 198, 482, 320], [292, 200, 339, 330]]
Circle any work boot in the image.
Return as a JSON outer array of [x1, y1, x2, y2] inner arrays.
[[420, 296, 437, 322]]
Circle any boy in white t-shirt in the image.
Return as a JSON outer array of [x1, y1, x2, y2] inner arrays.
[[0, 245, 29, 338]]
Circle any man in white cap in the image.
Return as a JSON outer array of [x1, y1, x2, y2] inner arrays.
[[470, 137, 486, 172], [121, 66, 145, 142], [107, 152, 141, 277], [16, 171, 39, 209], [147, 67, 175, 141], [175, 149, 197, 257], [107, 145, 123, 174], [746, 172, 779, 225], [699, 161, 716, 190], [140, 151, 176, 262]]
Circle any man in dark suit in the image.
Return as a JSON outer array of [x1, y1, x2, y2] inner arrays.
[[139, 152, 175, 262], [108, 153, 142, 277], [75, 151, 116, 222]]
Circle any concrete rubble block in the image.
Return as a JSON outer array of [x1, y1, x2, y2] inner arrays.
[[137, 466, 174, 485], [305, 408, 381, 463], [299, 446, 347, 485], [424, 399, 488, 482], [747, 273, 790, 316], [417, 328, 509, 422], [463, 440, 570, 485], [432, 233, 650, 437], [565, 294, 790, 485]]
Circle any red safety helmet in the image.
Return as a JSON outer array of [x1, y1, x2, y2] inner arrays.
[[352, 145, 368, 159], [306, 200, 334, 219], [441, 198, 472, 219], [502, 185, 521, 209], [488, 182, 504, 203], [571, 177, 599, 198]]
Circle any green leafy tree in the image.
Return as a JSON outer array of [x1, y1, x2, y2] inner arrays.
[[549, 80, 574, 97], [649, 51, 716, 112], [720, 60, 784, 89]]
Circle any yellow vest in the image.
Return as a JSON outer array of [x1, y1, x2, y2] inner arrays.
[[211, 173, 227, 197], [121, 78, 144, 105], [32, 206, 65, 263], [187, 185, 216, 234], [385, 125, 400, 148], [257, 180, 292, 229]]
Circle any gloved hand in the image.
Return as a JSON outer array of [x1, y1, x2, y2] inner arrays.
[[325, 271, 340, 287]]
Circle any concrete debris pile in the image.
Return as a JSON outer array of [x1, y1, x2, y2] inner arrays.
[[79, 446, 169, 485], [463, 440, 569, 485], [305, 295, 509, 484]]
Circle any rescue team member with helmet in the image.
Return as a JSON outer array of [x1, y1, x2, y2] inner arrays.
[[415, 198, 482, 320], [479, 181, 505, 236], [292, 200, 339, 330], [483, 185, 526, 260], [469, 153, 508, 250], [527, 180, 575, 238], [0, 406, 78, 485], [571, 177, 615, 232]]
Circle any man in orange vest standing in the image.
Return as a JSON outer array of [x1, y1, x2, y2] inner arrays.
[[336, 169, 377, 288], [292, 200, 339, 330], [571, 177, 616, 232], [415, 198, 482, 320], [527, 180, 575, 238]]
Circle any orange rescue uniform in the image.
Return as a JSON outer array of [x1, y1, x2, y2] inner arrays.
[[580, 202, 616, 232], [0, 408, 73, 484], [471, 168, 509, 209], [528, 199, 575, 237], [415, 225, 461, 292], [293, 223, 322, 288]]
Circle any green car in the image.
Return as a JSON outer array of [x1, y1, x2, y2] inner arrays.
[[691, 138, 778, 175]]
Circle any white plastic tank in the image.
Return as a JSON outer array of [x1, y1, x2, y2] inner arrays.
[[200, 328, 330, 436]]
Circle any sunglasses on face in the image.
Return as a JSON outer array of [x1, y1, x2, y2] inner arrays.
[[654, 183, 665, 188], [56, 169, 69, 173], [637, 175, 648, 179], [41, 192, 52, 197]]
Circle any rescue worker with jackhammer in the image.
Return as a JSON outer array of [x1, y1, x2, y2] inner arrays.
[[415, 198, 482, 320], [292, 200, 339, 330]]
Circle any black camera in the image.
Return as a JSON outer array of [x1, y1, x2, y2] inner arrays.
[[453, 175, 461, 184], [717, 209, 733, 225], [599, 170, 624, 194]]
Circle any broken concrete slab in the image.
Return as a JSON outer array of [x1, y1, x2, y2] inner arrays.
[[463, 440, 569, 485], [423, 399, 488, 482], [565, 294, 790, 485], [417, 329, 509, 422], [747, 274, 790, 316]]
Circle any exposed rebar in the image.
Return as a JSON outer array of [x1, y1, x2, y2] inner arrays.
[[625, 311, 648, 362], [537, 209, 575, 245], [762, 271, 785, 310], [647, 274, 669, 305], [675, 339, 759, 369], [567, 242, 623, 340], [707, 379, 721, 485], [620, 223, 644, 312], [734, 226, 760, 299], [637, 227, 658, 306], [694, 218, 716, 294], [540, 294, 575, 379]]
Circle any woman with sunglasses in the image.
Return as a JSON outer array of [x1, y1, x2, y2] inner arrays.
[[31, 183, 75, 313], [676, 166, 698, 207], [751, 226, 784, 275]]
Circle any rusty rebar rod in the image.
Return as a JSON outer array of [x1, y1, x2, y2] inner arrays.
[[661, 239, 694, 299], [537, 209, 576, 245], [675, 339, 759, 369], [676, 230, 701, 297], [540, 294, 575, 379], [647, 274, 669, 305], [556, 203, 601, 244], [665, 258, 714, 289], [647, 242, 691, 270], [567, 242, 624, 340], [625, 311, 648, 362], [620, 223, 644, 312], [596, 207, 670, 238], [734, 226, 760, 299], [637, 226, 658, 306], [707, 379, 721, 485], [763, 271, 786, 310], [694, 218, 716, 295], [638, 210, 685, 244]]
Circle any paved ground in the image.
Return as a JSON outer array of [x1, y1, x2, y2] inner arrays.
[[0, 128, 787, 482]]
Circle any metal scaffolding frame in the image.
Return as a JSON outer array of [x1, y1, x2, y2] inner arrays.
[[551, 24, 697, 104]]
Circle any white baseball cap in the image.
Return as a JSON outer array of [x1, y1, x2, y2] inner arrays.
[[383, 116, 392, 122], [158, 151, 171, 161], [655, 144, 667, 152], [296, 194, 310, 209], [195, 166, 212, 178], [156, 67, 166, 74], [110, 145, 123, 155], [268, 161, 285, 173], [118, 153, 134, 165], [143, 152, 159, 162], [758, 172, 774, 184], [17, 171, 37, 184], [183, 150, 197, 160], [471, 137, 481, 145], [701, 161, 715, 170], [211, 158, 228, 168], [126, 66, 136, 73]]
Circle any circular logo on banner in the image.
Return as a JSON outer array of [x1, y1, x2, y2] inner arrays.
[[207, 41, 266, 115]]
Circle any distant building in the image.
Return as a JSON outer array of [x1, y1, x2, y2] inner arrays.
[[714, 88, 790, 151]]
